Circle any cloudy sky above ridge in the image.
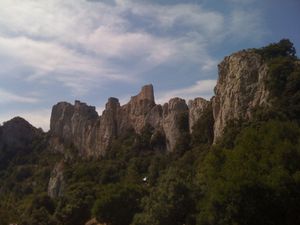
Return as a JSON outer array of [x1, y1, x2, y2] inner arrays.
[[0, 0, 299, 130]]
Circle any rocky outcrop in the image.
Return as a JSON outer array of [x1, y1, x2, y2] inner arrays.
[[48, 160, 65, 198], [48, 49, 272, 156], [188, 97, 211, 133], [49, 84, 190, 155], [163, 98, 188, 151], [94, 97, 120, 157], [50, 101, 98, 156], [0, 117, 41, 151], [118, 84, 158, 133], [212, 50, 269, 142]]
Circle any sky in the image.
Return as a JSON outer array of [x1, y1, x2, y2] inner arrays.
[[0, 0, 299, 130]]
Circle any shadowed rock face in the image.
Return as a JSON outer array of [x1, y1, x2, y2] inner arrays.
[[0, 116, 41, 151], [212, 50, 270, 143], [0, 117, 42, 170]]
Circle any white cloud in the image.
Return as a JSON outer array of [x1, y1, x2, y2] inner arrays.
[[0, 0, 268, 131], [156, 79, 216, 104], [0, 88, 39, 104], [0, 35, 133, 95], [125, 2, 224, 36], [0, 0, 226, 96], [228, 9, 266, 41]]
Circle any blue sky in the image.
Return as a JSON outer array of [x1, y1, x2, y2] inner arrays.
[[0, 0, 299, 130]]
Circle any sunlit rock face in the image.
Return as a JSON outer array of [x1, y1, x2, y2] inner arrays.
[[50, 100, 98, 156], [212, 50, 270, 143], [49, 84, 194, 156], [48, 160, 65, 198], [162, 98, 188, 152], [188, 97, 211, 133]]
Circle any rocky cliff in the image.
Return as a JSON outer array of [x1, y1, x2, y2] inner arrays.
[[212, 50, 270, 142], [50, 101, 98, 156], [48, 49, 271, 156], [188, 97, 211, 133], [49, 84, 189, 155]]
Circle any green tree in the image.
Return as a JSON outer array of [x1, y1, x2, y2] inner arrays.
[[132, 168, 196, 225], [256, 38, 296, 60], [93, 184, 144, 225], [197, 121, 300, 225]]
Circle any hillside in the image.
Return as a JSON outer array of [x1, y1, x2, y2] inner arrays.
[[0, 39, 300, 225]]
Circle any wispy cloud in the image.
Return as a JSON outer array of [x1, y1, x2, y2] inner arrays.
[[0, 0, 222, 95], [0, 88, 39, 104], [0, 0, 268, 128], [0, 0, 265, 91], [156, 79, 216, 104], [228, 9, 266, 42]]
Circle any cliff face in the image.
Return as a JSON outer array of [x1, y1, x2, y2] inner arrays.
[[50, 101, 98, 156], [48, 49, 271, 156], [212, 50, 269, 142], [49, 84, 189, 155], [162, 98, 188, 151], [188, 97, 211, 133]]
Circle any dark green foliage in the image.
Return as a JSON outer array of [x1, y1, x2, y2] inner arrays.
[[55, 183, 95, 225], [93, 184, 145, 225], [150, 130, 166, 151], [255, 39, 300, 122], [20, 194, 57, 225], [191, 106, 214, 146], [197, 121, 300, 225], [267, 57, 294, 97], [174, 112, 191, 156], [217, 119, 244, 149], [134, 124, 155, 150], [132, 169, 197, 225], [256, 39, 296, 60]]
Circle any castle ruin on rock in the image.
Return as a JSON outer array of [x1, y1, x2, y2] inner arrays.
[[49, 49, 271, 157]]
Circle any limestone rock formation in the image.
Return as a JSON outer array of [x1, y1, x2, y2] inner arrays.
[[94, 97, 120, 156], [162, 98, 188, 151], [50, 101, 98, 156], [48, 160, 65, 198], [188, 97, 211, 133], [48, 49, 272, 156], [49, 84, 192, 155], [118, 84, 157, 133], [212, 50, 269, 142]]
